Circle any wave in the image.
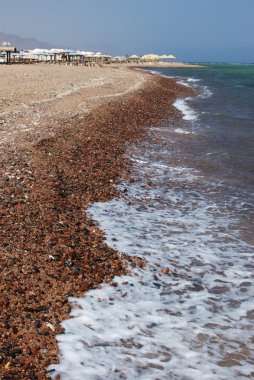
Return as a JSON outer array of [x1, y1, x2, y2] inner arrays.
[[173, 98, 199, 121], [198, 85, 213, 98], [48, 144, 254, 380], [174, 127, 193, 134]]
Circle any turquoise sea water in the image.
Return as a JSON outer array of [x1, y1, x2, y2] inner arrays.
[[150, 63, 254, 242], [155, 64, 254, 186], [50, 64, 254, 380]]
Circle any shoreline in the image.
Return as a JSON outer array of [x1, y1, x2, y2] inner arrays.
[[132, 62, 207, 68], [0, 65, 195, 379]]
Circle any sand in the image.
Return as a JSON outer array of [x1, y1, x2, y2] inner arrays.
[[0, 64, 148, 146], [0, 63, 195, 379]]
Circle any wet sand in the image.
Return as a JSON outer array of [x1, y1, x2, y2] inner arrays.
[[0, 64, 194, 379]]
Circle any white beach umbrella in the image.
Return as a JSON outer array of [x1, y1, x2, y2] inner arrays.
[[80, 51, 95, 57], [113, 56, 127, 62], [50, 49, 65, 53], [167, 54, 176, 63]]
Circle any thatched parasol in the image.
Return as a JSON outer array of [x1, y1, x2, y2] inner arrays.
[[159, 54, 169, 59], [141, 54, 159, 61], [167, 54, 176, 62]]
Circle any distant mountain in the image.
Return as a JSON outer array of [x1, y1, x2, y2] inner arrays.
[[0, 32, 120, 55], [0, 32, 56, 50]]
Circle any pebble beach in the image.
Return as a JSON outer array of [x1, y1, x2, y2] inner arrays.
[[0, 63, 194, 379]]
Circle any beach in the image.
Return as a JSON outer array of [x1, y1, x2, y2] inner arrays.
[[0, 63, 194, 379], [59, 64, 253, 380]]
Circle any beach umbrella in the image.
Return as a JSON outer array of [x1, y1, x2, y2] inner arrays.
[[66, 49, 76, 53], [167, 54, 176, 62], [32, 48, 50, 54], [80, 51, 95, 57], [160, 54, 168, 59], [148, 54, 159, 60], [141, 54, 159, 61], [129, 54, 140, 62], [113, 56, 127, 62], [50, 48, 65, 54]]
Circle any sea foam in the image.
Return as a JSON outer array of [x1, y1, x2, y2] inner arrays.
[[48, 69, 253, 380], [49, 146, 254, 380], [173, 98, 198, 121]]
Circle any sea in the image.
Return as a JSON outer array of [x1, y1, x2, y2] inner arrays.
[[49, 64, 254, 380]]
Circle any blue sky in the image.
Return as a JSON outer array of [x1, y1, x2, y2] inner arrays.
[[0, 0, 253, 62]]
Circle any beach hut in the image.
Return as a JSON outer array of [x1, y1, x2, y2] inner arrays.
[[92, 52, 103, 65], [80, 51, 96, 66], [0, 42, 17, 64], [0, 51, 6, 63], [59, 49, 76, 64], [28, 49, 53, 63], [101, 54, 112, 64], [47, 49, 62, 63]]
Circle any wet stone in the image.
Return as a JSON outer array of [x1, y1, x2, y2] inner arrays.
[[247, 309, 254, 320], [209, 286, 230, 294], [218, 359, 242, 367], [0, 68, 216, 379]]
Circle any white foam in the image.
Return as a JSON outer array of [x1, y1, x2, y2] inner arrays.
[[49, 148, 254, 380], [187, 78, 201, 83], [173, 78, 212, 123], [198, 85, 213, 99], [174, 98, 198, 121], [174, 128, 192, 134], [178, 80, 192, 88]]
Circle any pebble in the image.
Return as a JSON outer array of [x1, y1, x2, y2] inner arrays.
[[0, 71, 193, 378]]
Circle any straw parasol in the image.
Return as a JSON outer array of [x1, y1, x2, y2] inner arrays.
[[159, 54, 168, 59], [113, 56, 127, 62], [167, 54, 176, 62], [141, 54, 159, 61], [129, 54, 140, 63]]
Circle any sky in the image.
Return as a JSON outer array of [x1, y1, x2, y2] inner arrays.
[[0, 0, 253, 62]]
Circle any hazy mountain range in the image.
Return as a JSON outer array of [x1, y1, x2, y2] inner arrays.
[[0, 32, 56, 50], [0, 32, 120, 54]]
